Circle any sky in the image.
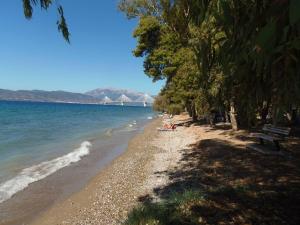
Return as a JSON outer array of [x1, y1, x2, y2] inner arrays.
[[0, 1, 164, 95]]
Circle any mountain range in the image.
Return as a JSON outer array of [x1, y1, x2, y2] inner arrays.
[[0, 88, 154, 105], [85, 88, 154, 103]]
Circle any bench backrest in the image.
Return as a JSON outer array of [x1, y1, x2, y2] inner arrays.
[[263, 124, 291, 136]]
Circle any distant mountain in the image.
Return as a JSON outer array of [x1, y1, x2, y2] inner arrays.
[[0, 89, 101, 104], [116, 94, 132, 102], [0, 88, 155, 105], [85, 88, 154, 103]]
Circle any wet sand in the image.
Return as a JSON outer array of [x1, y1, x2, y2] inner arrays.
[[1, 115, 245, 225], [4, 113, 299, 225], [0, 120, 151, 225], [29, 114, 300, 225], [29, 114, 202, 225], [29, 118, 163, 225]]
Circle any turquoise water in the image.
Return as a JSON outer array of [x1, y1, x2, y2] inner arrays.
[[0, 101, 154, 203]]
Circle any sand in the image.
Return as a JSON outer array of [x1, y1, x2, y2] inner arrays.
[[22, 113, 300, 224], [28, 115, 196, 225], [30, 118, 161, 225], [29, 114, 249, 225]]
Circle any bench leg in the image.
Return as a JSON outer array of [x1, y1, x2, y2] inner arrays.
[[259, 138, 264, 145], [274, 141, 280, 151]]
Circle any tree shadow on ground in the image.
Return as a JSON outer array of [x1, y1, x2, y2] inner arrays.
[[132, 137, 300, 225]]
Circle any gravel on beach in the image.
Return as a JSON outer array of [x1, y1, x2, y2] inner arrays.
[[30, 114, 300, 225], [31, 115, 198, 225]]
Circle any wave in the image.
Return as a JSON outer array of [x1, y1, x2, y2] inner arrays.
[[127, 120, 138, 130], [0, 141, 91, 203], [104, 128, 113, 136]]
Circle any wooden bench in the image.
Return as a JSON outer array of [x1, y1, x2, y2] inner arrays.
[[250, 124, 291, 151]]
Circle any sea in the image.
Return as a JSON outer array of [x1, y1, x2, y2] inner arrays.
[[0, 100, 155, 224]]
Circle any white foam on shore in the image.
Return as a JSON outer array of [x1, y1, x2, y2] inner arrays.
[[0, 141, 91, 203], [104, 128, 113, 136]]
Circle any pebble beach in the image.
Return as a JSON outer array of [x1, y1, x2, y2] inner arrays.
[[0, 111, 295, 225], [28, 114, 196, 225]]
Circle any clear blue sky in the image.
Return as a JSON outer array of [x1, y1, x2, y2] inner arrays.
[[0, 0, 164, 95]]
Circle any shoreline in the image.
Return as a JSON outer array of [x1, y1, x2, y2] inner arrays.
[[0, 99, 153, 107], [4, 115, 300, 225], [29, 117, 163, 225], [6, 113, 299, 224], [0, 117, 154, 225], [29, 114, 202, 225]]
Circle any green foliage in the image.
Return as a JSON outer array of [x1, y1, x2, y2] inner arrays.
[[22, 0, 70, 42], [120, 0, 300, 127], [119, 0, 161, 19], [133, 16, 161, 57], [256, 21, 276, 51], [124, 190, 205, 225], [57, 6, 70, 43], [153, 94, 168, 112], [168, 103, 184, 115], [289, 0, 300, 25]]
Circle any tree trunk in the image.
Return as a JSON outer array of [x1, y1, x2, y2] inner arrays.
[[287, 106, 298, 125], [225, 110, 230, 123], [186, 103, 192, 118], [291, 108, 298, 125], [230, 104, 238, 130], [272, 106, 279, 126], [209, 112, 216, 127], [261, 102, 269, 124], [191, 102, 197, 122]]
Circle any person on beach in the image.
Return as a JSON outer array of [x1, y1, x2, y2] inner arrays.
[[163, 123, 176, 130]]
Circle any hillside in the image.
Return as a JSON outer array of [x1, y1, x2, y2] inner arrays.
[[85, 88, 154, 103], [0, 89, 101, 104], [0, 88, 155, 104]]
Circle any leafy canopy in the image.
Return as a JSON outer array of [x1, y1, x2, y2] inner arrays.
[[120, 0, 300, 126], [22, 0, 70, 42]]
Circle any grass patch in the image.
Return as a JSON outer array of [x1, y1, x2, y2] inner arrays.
[[124, 190, 205, 225], [124, 136, 300, 224], [124, 185, 299, 225]]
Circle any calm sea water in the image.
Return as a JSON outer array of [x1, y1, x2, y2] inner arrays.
[[0, 101, 154, 203]]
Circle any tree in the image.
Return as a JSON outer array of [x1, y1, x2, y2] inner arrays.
[[120, 0, 300, 127], [22, 0, 70, 42]]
